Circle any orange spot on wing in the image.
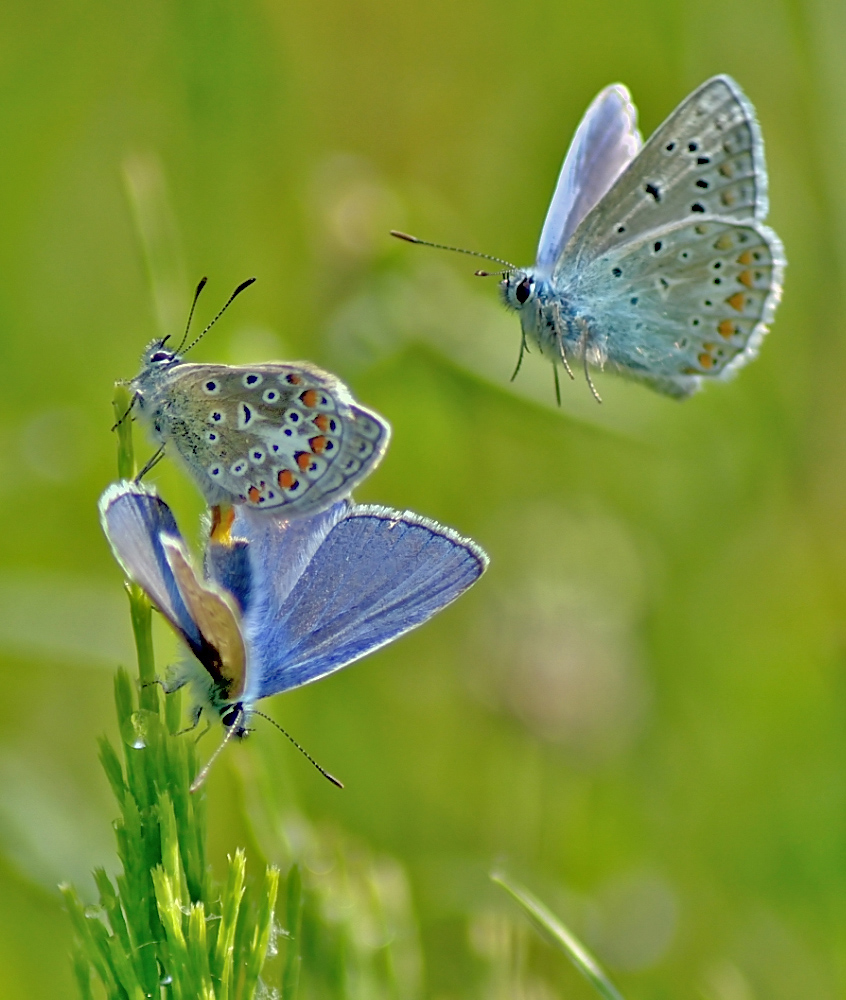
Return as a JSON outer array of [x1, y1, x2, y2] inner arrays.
[[300, 389, 318, 407], [698, 353, 714, 369], [295, 451, 312, 471], [277, 469, 296, 489], [737, 250, 754, 265], [737, 270, 754, 288], [309, 435, 328, 454], [718, 319, 736, 339], [248, 486, 261, 504], [286, 373, 302, 385], [314, 413, 330, 432], [210, 504, 235, 544], [726, 292, 746, 311]]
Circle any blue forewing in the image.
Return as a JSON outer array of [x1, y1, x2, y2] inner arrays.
[[237, 504, 489, 701]]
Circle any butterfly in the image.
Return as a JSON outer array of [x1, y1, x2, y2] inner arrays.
[[393, 75, 785, 401], [129, 279, 391, 518], [99, 481, 488, 780]]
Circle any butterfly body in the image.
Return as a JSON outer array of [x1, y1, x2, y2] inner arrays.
[[132, 345, 390, 515], [495, 76, 784, 397]]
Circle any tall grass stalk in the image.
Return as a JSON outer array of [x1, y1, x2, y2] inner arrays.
[[61, 384, 283, 999]]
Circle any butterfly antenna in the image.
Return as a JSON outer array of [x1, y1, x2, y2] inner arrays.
[[390, 230, 516, 272], [190, 709, 242, 793], [173, 276, 208, 355], [252, 710, 344, 788], [181, 277, 257, 357]]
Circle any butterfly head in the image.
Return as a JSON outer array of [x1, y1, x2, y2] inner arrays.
[[500, 270, 536, 312], [219, 701, 250, 739], [134, 338, 182, 391], [144, 336, 181, 366]]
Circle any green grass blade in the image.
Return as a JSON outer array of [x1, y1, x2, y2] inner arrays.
[[282, 863, 302, 1000], [241, 865, 280, 1000], [491, 872, 626, 1000]]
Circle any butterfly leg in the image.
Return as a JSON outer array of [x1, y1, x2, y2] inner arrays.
[[136, 445, 166, 481], [576, 318, 602, 404], [170, 703, 208, 738], [551, 302, 575, 382], [553, 364, 561, 406], [510, 330, 529, 382], [111, 391, 139, 431]]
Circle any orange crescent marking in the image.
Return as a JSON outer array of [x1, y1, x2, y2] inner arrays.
[[295, 451, 312, 471], [737, 249, 754, 265], [309, 435, 328, 454], [698, 353, 714, 369], [248, 486, 261, 503], [726, 292, 746, 311], [718, 319, 736, 339], [314, 413, 330, 432], [210, 504, 236, 544], [737, 270, 754, 288], [300, 389, 318, 407], [278, 469, 295, 489]]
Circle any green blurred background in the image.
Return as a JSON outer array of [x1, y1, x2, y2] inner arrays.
[[0, 0, 843, 996]]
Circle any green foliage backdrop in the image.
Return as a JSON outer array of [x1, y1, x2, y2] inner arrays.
[[0, 0, 843, 996]]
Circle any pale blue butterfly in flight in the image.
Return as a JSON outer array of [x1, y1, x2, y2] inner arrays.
[[129, 278, 390, 521], [99, 481, 488, 786], [393, 75, 785, 401]]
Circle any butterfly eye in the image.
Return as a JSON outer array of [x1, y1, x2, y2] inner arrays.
[[220, 705, 242, 729], [515, 278, 532, 305], [150, 350, 173, 363]]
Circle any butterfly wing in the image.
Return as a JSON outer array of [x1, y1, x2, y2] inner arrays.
[[552, 76, 783, 395], [559, 75, 770, 272], [151, 361, 390, 515], [237, 505, 488, 701], [233, 500, 351, 610], [573, 216, 784, 396], [536, 84, 642, 270], [98, 481, 203, 652], [162, 536, 247, 702]]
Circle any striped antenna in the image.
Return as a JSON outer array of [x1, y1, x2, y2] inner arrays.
[[390, 230, 516, 271], [180, 277, 257, 357]]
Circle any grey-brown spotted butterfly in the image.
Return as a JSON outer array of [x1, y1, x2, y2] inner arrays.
[[130, 279, 390, 518], [394, 75, 785, 401]]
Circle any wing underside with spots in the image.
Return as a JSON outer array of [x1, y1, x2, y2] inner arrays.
[[560, 76, 770, 272], [577, 215, 784, 396], [163, 362, 390, 515], [241, 506, 488, 700]]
